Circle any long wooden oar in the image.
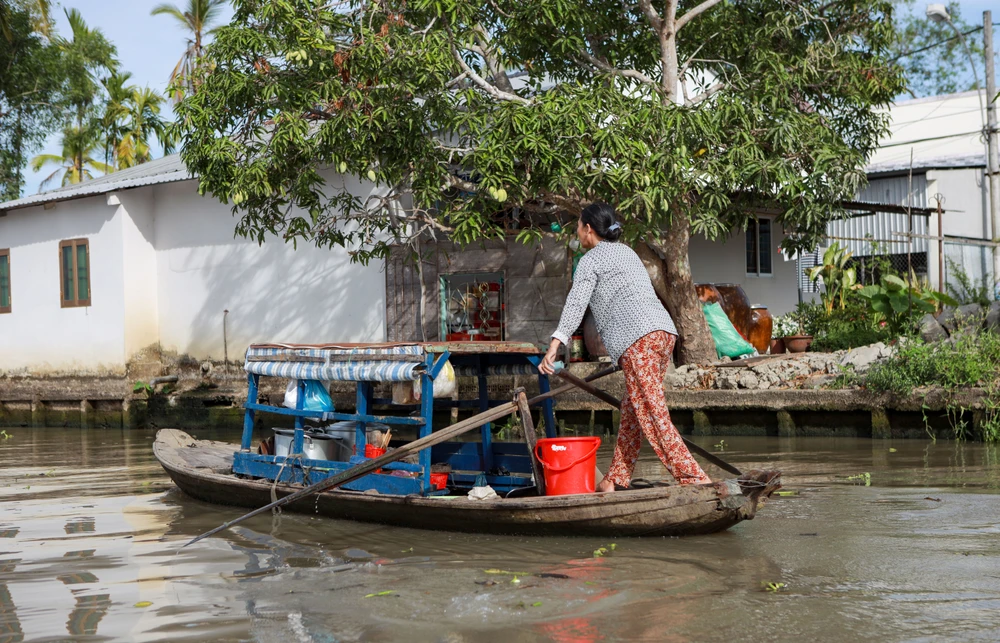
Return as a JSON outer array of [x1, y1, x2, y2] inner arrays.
[[514, 388, 545, 495], [184, 365, 620, 547], [555, 370, 743, 477]]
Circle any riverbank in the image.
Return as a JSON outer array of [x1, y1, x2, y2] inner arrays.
[[0, 356, 990, 440]]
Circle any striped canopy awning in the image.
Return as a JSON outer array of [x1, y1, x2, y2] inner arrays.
[[245, 344, 426, 382]]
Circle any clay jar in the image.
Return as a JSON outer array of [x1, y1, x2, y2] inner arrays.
[[713, 283, 752, 339], [748, 305, 773, 354], [695, 283, 722, 305]]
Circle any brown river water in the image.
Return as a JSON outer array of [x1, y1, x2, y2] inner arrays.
[[2, 427, 1000, 643]]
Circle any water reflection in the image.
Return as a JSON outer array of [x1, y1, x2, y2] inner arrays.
[[2, 428, 1000, 642], [65, 594, 111, 637], [64, 518, 96, 535], [0, 559, 22, 643]]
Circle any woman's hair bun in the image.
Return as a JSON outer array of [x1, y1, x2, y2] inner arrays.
[[581, 202, 623, 241]]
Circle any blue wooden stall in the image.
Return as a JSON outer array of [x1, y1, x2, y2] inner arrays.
[[233, 341, 558, 496]]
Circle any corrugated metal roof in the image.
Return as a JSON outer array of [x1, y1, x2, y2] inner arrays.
[[866, 153, 985, 175], [0, 153, 193, 213]]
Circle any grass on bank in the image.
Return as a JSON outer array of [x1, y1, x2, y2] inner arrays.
[[864, 327, 1000, 442]]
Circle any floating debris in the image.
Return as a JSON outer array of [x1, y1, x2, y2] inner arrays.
[[363, 590, 396, 598]]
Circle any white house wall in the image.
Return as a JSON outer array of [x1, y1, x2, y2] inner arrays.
[[871, 90, 987, 166], [116, 190, 160, 358], [151, 179, 386, 361], [0, 195, 127, 374], [926, 167, 993, 290], [926, 168, 989, 239], [687, 221, 800, 316]]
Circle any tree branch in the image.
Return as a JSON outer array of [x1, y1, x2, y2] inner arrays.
[[637, 0, 664, 32], [675, 0, 724, 33], [474, 25, 515, 93], [685, 81, 725, 106], [573, 50, 657, 87], [446, 28, 530, 105]]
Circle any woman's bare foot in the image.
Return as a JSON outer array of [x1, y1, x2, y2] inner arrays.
[[596, 478, 616, 493]]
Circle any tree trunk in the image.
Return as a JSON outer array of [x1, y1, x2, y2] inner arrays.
[[641, 216, 716, 365]]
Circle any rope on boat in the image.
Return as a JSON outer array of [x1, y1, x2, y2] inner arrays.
[[270, 453, 309, 509]]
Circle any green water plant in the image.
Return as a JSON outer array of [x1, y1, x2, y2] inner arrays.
[[846, 472, 871, 486]]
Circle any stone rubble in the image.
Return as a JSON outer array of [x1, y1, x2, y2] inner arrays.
[[664, 304, 1000, 392], [665, 343, 895, 391]]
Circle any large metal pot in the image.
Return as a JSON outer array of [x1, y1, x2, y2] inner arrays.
[[272, 429, 339, 461], [321, 421, 390, 461]]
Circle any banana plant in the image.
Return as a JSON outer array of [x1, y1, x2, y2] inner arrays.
[[806, 243, 857, 314]]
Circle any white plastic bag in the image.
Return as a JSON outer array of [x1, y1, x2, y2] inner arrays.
[[412, 360, 456, 400], [467, 485, 498, 500]]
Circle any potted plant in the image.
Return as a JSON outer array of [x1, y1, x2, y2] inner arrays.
[[772, 315, 811, 353]]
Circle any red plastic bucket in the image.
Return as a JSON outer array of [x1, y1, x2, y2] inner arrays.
[[534, 437, 601, 496], [430, 472, 448, 490], [365, 444, 386, 473]]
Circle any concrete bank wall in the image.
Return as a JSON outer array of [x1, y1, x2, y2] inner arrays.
[[0, 364, 990, 441]]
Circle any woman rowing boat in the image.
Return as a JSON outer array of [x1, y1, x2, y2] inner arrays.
[[538, 202, 712, 492]]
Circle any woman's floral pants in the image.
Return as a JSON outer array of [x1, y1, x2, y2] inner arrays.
[[605, 331, 712, 488]]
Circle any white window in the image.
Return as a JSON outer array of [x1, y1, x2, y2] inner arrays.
[[746, 218, 773, 276]]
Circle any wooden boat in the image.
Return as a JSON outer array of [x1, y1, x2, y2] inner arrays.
[[154, 429, 782, 538]]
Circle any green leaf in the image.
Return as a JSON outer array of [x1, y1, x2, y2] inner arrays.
[[857, 285, 881, 299], [870, 294, 893, 315], [888, 293, 911, 314], [883, 275, 907, 291]]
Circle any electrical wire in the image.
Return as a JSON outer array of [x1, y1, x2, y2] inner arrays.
[[890, 25, 984, 62]]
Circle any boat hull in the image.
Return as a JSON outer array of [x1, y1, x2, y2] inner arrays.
[[154, 429, 780, 538]]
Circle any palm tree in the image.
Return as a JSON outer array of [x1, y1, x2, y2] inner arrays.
[[116, 87, 175, 168], [30, 125, 112, 190], [151, 0, 227, 102], [101, 70, 135, 167], [55, 8, 117, 176], [0, 0, 51, 41]]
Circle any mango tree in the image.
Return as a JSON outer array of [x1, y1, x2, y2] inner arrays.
[[176, 0, 905, 364]]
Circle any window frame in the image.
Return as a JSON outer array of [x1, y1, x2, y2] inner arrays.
[[59, 238, 91, 308], [0, 248, 10, 314], [745, 217, 774, 278]]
